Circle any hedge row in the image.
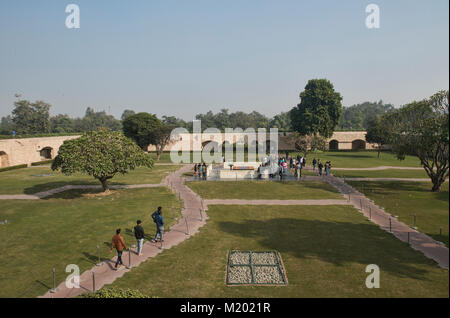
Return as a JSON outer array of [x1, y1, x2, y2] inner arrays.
[[0, 164, 28, 173], [0, 132, 82, 140], [31, 160, 54, 166]]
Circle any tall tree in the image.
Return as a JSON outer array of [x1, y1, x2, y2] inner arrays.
[[153, 124, 175, 160], [121, 109, 136, 121], [290, 79, 343, 138], [0, 115, 14, 135], [12, 100, 50, 134], [52, 129, 153, 192], [385, 90, 449, 192], [122, 112, 162, 150], [365, 115, 389, 158]]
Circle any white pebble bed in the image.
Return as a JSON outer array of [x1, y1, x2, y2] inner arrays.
[[251, 252, 277, 265], [228, 266, 252, 284], [229, 252, 250, 265], [253, 266, 284, 284]]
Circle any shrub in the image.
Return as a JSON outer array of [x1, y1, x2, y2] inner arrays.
[[0, 164, 27, 173], [81, 288, 152, 298], [31, 160, 53, 166]]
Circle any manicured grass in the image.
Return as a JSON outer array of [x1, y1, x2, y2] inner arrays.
[[107, 205, 448, 297], [187, 181, 343, 200], [332, 169, 429, 179], [0, 165, 182, 195], [288, 151, 421, 168], [149, 151, 263, 164], [152, 151, 421, 169], [0, 187, 182, 298], [347, 181, 449, 247]]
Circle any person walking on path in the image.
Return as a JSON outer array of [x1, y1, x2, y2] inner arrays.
[[110, 229, 127, 270], [318, 161, 324, 176], [325, 161, 332, 176], [134, 220, 145, 256], [193, 164, 198, 179], [202, 163, 207, 180], [152, 207, 165, 242], [312, 158, 317, 171], [198, 164, 203, 180], [298, 160, 303, 179]]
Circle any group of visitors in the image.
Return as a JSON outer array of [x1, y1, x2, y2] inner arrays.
[[274, 155, 332, 179], [313, 159, 332, 176], [193, 163, 208, 180], [110, 206, 165, 270]]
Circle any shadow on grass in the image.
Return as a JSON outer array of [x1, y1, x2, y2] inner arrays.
[[352, 181, 449, 202], [24, 181, 128, 197], [217, 218, 437, 280]]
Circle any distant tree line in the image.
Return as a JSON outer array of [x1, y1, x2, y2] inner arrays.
[[0, 97, 395, 136]]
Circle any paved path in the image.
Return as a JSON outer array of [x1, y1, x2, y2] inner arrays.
[[39, 164, 208, 298], [322, 175, 449, 270]]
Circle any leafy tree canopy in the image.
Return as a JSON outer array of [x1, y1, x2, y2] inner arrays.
[[384, 90, 449, 192], [290, 79, 343, 138], [122, 112, 162, 150], [52, 129, 153, 191]]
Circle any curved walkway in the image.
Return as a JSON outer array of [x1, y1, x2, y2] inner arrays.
[[40, 164, 207, 298]]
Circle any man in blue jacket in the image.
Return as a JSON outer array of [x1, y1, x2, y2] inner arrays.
[[152, 206, 165, 242]]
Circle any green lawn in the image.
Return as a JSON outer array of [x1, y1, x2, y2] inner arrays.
[[0, 165, 182, 195], [149, 151, 263, 164], [0, 187, 182, 298], [152, 151, 421, 169], [107, 205, 448, 297], [187, 181, 342, 200], [287, 151, 421, 168], [332, 169, 429, 179], [347, 181, 449, 247]]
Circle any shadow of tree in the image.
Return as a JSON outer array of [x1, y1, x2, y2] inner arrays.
[[24, 181, 127, 198], [217, 217, 436, 280]]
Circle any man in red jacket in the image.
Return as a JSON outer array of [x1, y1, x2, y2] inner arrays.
[[110, 228, 127, 270]]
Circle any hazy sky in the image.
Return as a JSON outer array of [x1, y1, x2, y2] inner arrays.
[[0, 0, 448, 120]]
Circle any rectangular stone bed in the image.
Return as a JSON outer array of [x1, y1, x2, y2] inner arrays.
[[226, 251, 288, 286]]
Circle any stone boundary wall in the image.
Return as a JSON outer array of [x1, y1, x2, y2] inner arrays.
[[0, 131, 373, 168]]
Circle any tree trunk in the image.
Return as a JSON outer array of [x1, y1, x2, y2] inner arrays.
[[99, 177, 110, 192], [377, 145, 381, 158]]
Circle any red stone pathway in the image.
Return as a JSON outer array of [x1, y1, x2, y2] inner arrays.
[[322, 175, 449, 270], [39, 165, 206, 298]]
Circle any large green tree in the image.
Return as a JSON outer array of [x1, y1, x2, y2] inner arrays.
[[385, 90, 449, 192], [290, 79, 343, 138], [122, 112, 162, 150], [365, 115, 389, 158], [52, 129, 153, 191], [12, 100, 50, 134]]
